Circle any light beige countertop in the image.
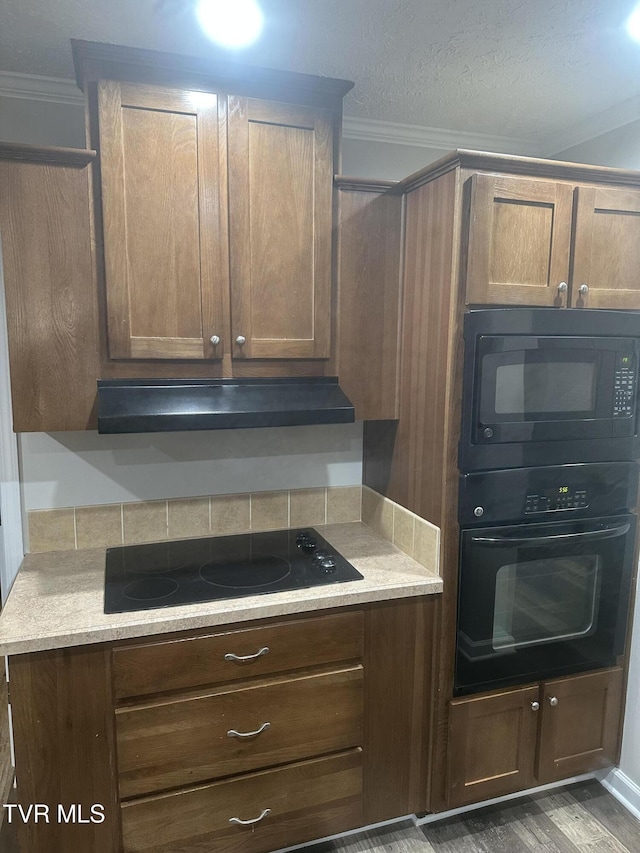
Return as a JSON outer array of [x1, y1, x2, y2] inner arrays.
[[0, 522, 442, 656]]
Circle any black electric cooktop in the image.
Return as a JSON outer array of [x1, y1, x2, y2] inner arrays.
[[104, 528, 364, 614]]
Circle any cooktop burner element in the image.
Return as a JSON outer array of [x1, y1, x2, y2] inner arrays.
[[104, 528, 363, 614], [200, 555, 291, 589]]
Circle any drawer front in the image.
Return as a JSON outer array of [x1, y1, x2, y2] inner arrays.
[[113, 610, 364, 699], [121, 749, 363, 853], [117, 666, 364, 798]]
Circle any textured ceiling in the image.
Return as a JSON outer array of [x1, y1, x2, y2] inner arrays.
[[2, 0, 640, 141]]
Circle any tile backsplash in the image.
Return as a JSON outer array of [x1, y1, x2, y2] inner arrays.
[[27, 487, 363, 553], [361, 486, 440, 567], [26, 485, 440, 575]]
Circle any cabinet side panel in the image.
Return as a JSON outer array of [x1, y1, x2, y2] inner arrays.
[[0, 159, 99, 431], [0, 658, 11, 825], [363, 596, 437, 821], [336, 188, 402, 421], [363, 170, 459, 518], [10, 646, 120, 853], [363, 169, 463, 814]]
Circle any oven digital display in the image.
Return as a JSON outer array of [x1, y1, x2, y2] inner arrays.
[[525, 486, 588, 512]]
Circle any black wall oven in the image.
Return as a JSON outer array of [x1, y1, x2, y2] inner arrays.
[[460, 308, 640, 471], [455, 462, 638, 696]]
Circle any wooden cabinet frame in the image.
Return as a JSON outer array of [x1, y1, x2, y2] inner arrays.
[[8, 597, 438, 853]]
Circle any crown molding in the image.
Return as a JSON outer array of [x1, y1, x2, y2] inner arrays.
[[541, 94, 640, 157], [2, 69, 639, 161], [342, 115, 542, 157], [0, 71, 83, 105]]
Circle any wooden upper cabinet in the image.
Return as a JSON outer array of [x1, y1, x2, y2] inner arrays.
[[537, 667, 623, 783], [98, 80, 227, 360], [572, 187, 640, 309], [228, 97, 333, 359], [465, 174, 573, 307]]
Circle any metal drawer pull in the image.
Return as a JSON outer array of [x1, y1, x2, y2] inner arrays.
[[229, 808, 272, 827], [227, 721, 271, 739], [224, 647, 270, 662]]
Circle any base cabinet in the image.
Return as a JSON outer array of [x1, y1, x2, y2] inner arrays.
[[9, 597, 436, 853], [447, 667, 623, 808]]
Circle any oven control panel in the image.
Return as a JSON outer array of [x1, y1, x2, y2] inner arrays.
[[613, 354, 637, 418], [459, 461, 639, 526], [525, 486, 588, 514]]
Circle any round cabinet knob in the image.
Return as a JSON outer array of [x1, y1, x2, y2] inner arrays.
[[235, 335, 246, 346], [531, 701, 540, 711], [579, 284, 589, 296], [548, 696, 559, 707], [210, 335, 220, 346], [557, 282, 568, 293], [473, 506, 484, 518], [483, 427, 494, 439]]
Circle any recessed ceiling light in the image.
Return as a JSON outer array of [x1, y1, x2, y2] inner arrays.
[[627, 4, 640, 42], [195, 0, 264, 49]]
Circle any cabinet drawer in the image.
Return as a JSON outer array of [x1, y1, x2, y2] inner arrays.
[[117, 666, 363, 798], [121, 749, 362, 853], [112, 610, 364, 699]]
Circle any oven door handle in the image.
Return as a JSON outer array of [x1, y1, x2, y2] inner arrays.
[[471, 522, 631, 546]]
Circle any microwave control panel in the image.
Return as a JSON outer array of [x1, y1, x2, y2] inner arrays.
[[613, 355, 637, 418], [525, 486, 588, 514]]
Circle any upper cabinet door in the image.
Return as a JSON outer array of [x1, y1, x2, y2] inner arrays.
[[465, 174, 573, 307], [98, 81, 227, 360], [228, 97, 333, 359], [572, 186, 640, 309]]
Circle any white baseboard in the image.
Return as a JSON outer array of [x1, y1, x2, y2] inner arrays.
[[598, 767, 640, 822], [415, 773, 597, 825]]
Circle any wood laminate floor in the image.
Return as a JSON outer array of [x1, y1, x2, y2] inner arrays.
[[300, 781, 640, 852], [0, 780, 636, 852]]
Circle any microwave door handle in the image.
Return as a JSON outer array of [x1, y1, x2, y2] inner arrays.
[[471, 522, 631, 546]]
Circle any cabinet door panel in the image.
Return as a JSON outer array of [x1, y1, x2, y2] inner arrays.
[[465, 174, 573, 306], [572, 187, 640, 309], [98, 81, 227, 360], [228, 97, 332, 359], [537, 667, 623, 783], [447, 685, 539, 807]]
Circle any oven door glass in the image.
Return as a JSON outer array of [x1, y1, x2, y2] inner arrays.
[[492, 555, 601, 651], [473, 336, 637, 444], [455, 514, 635, 695]]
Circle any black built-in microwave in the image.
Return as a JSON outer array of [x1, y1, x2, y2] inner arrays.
[[460, 309, 640, 471]]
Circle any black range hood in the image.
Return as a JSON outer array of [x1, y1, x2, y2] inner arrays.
[[97, 377, 355, 434]]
